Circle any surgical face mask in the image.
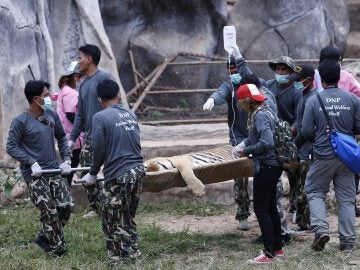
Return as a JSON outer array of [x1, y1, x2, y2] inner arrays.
[[275, 74, 289, 84], [38, 96, 52, 110], [293, 81, 305, 91], [230, 73, 242, 85]]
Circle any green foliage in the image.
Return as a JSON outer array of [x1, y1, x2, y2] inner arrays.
[[1, 201, 360, 269], [0, 169, 24, 197]]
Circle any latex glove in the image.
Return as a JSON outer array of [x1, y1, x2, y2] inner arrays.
[[232, 141, 245, 157], [31, 162, 42, 177], [203, 98, 215, 111], [59, 161, 72, 175], [67, 140, 74, 151], [230, 45, 243, 59], [81, 173, 97, 186]]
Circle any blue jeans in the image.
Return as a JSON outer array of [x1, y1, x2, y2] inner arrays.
[[253, 162, 283, 256]]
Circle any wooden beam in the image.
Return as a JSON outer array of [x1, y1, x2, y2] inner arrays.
[[130, 57, 175, 113]]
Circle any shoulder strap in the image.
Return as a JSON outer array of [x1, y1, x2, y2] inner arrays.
[[316, 92, 333, 129]]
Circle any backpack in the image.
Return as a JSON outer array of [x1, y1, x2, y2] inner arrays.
[[261, 108, 298, 167]]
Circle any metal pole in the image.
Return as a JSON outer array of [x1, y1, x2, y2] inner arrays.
[[38, 167, 90, 174]]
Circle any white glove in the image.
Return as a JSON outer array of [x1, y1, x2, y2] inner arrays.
[[59, 161, 72, 175], [31, 162, 42, 177], [81, 173, 97, 186], [67, 140, 74, 151], [203, 98, 215, 111], [230, 45, 243, 59], [232, 141, 245, 157]]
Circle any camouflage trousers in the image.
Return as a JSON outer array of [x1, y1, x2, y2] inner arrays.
[[276, 180, 291, 234], [80, 140, 102, 214], [287, 168, 301, 213], [234, 177, 250, 221], [27, 175, 73, 254], [100, 165, 145, 261], [295, 160, 310, 229]]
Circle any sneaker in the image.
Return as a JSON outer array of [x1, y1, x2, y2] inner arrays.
[[339, 243, 353, 251], [311, 233, 330, 251], [355, 207, 360, 217], [82, 210, 99, 219], [274, 249, 285, 257], [130, 249, 142, 259], [291, 225, 310, 232], [50, 247, 67, 257], [237, 219, 249, 231], [247, 253, 276, 264], [251, 235, 263, 244], [282, 234, 292, 246], [34, 234, 51, 253]]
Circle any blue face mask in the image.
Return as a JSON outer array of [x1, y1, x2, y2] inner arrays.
[[38, 96, 53, 110], [293, 81, 305, 91], [230, 73, 242, 85], [275, 74, 289, 84]]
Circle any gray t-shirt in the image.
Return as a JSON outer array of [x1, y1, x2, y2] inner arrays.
[[70, 69, 115, 142], [6, 109, 70, 180], [302, 87, 360, 159], [90, 104, 144, 179]]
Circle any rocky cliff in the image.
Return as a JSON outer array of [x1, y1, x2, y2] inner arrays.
[[0, 0, 351, 150]]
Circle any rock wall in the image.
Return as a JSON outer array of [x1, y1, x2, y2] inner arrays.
[[0, 0, 124, 150], [0, 0, 351, 151], [100, 0, 350, 91]]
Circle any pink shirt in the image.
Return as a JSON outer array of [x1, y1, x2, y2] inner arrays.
[[314, 69, 360, 97], [56, 85, 83, 149]]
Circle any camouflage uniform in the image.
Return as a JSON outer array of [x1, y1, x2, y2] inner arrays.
[[234, 177, 250, 220], [80, 140, 102, 214], [100, 165, 145, 261], [287, 168, 301, 213], [276, 180, 291, 235], [27, 175, 73, 254], [295, 160, 310, 229]]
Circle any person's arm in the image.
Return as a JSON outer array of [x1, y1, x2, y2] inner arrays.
[[243, 114, 274, 155], [231, 45, 253, 78], [89, 114, 106, 176], [70, 90, 84, 142], [291, 90, 302, 135], [210, 82, 232, 105], [347, 73, 360, 98], [301, 99, 316, 143], [53, 111, 71, 162], [6, 118, 36, 166], [353, 97, 360, 135]]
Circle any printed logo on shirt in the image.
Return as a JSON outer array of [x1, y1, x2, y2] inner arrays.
[[318, 97, 351, 117], [115, 112, 137, 131]]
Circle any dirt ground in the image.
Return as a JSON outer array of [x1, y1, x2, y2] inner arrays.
[[143, 199, 360, 247]]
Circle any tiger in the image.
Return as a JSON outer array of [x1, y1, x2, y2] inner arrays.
[[144, 145, 254, 196]]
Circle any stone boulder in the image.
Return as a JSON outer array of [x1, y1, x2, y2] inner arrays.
[[0, 0, 126, 149], [227, 0, 349, 59], [100, 0, 228, 92]]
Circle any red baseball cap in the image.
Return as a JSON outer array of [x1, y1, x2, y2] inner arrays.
[[236, 84, 267, 102]]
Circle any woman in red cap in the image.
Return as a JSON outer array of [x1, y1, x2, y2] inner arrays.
[[233, 83, 284, 264]]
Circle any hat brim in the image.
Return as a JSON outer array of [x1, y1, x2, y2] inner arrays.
[[61, 70, 76, 77], [250, 95, 267, 102], [288, 72, 302, 82], [268, 61, 294, 71]]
